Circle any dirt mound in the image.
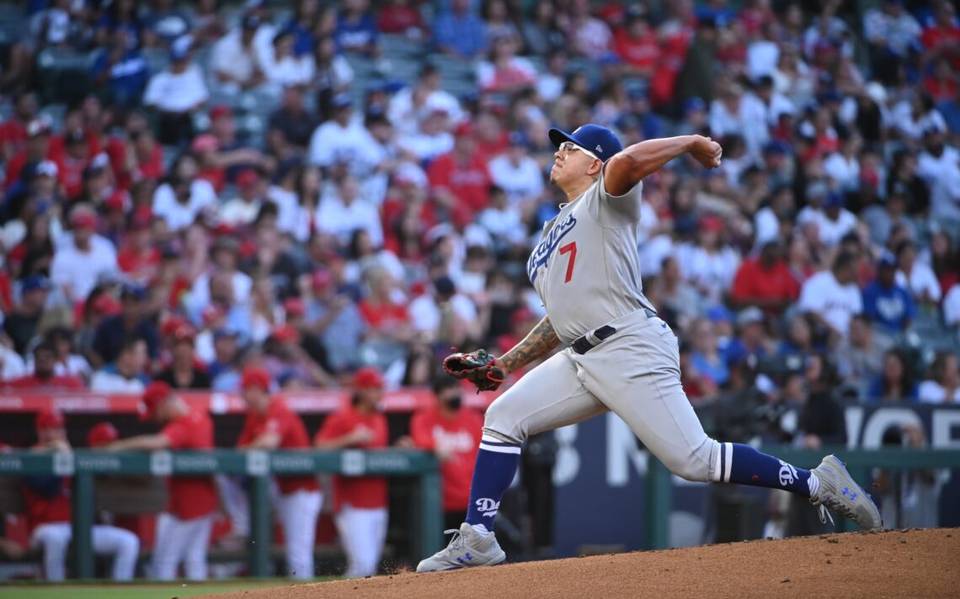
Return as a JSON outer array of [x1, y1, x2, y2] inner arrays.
[[208, 528, 959, 599]]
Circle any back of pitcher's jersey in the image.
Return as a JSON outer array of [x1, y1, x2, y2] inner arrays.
[[526, 171, 655, 344]]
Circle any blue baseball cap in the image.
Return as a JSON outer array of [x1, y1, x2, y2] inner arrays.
[[21, 275, 52, 294], [548, 124, 623, 163]]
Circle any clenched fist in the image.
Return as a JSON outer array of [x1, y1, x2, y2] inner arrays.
[[691, 135, 723, 169]]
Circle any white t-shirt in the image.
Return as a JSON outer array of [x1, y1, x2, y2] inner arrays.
[[315, 195, 383, 247], [267, 185, 301, 238], [0, 345, 26, 380], [396, 131, 454, 163], [152, 179, 218, 232], [210, 29, 257, 84], [185, 271, 253, 319], [90, 370, 146, 394], [917, 380, 960, 404], [477, 206, 526, 244], [798, 270, 862, 335], [50, 235, 119, 303], [676, 243, 741, 301], [945, 284, 960, 326], [307, 119, 382, 169], [823, 152, 860, 191], [408, 293, 478, 334], [896, 264, 942, 303], [488, 154, 544, 205], [387, 88, 464, 136], [218, 198, 262, 227], [143, 65, 210, 113]]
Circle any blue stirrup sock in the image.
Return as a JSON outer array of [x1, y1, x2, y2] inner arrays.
[[715, 442, 819, 498], [464, 435, 522, 532]]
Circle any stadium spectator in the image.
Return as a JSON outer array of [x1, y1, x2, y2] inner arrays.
[[90, 26, 149, 108], [315, 367, 389, 578], [918, 352, 960, 404], [378, 0, 424, 37], [835, 314, 887, 394], [428, 123, 491, 228], [5, 342, 84, 390], [268, 85, 318, 152], [90, 338, 149, 393], [92, 284, 158, 366], [156, 325, 211, 389], [862, 253, 916, 335], [725, 307, 774, 368], [797, 250, 862, 342], [432, 0, 487, 59], [209, 13, 265, 94], [237, 366, 322, 579], [688, 317, 728, 388], [895, 240, 942, 305], [260, 29, 316, 92], [25, 409, 139, 581], [729, 241, 799, 315], [650, 255, 703, 331], [143, 35, 209, 146], [868, 349, 918, 403], [107, 382, 219, 581], [315, 174, 383, 247], [335, 0, 379, 57], [3, 275, 50, 355], [304, 269, 366, 373]]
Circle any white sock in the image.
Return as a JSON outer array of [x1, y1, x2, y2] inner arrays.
[[470, 523, 490, 535], [808, 472, 821, 499]]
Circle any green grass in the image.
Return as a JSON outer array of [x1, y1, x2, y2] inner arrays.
[[0, 579, 335, 599]]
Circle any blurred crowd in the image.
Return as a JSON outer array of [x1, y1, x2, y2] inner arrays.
[[0, 0, 958, 434]]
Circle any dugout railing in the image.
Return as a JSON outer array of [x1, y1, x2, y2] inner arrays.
[[645, 447, 960, 550], [0, 449, 442, 578]]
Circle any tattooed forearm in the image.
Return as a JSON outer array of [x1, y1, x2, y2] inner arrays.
[[496, 316, 561, 373]]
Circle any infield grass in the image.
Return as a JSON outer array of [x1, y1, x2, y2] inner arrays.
[[0, 578, 335, 598]]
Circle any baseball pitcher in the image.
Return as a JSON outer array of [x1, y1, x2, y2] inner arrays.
[[418, 126, 881, 572]]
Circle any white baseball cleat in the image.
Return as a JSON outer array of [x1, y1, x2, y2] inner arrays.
[[416, 523, 506, 573], [810, 454, 882, 530]]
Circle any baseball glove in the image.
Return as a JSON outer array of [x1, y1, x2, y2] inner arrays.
[[442, 349, 505, 392]]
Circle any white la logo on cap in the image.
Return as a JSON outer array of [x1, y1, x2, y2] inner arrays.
[[595, 144, 603, 152]]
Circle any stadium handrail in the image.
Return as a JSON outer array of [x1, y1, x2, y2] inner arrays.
[[0, 448, 442, 578]]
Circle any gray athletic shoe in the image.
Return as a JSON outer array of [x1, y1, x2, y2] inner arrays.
[[416, 523, 506, 573], [810, 454, 882, 530]]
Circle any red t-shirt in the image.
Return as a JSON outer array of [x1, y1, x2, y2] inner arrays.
[[22, 478, 72, 530], [358, 299, 409, 331], [613, 28, 660, 71], [378, 5, 423, 34], [427, 153, 491, 227], [238, 398, 320, 495], [4, 375, 85, 390], [162, 408, 219, 520], [59, 154, 89, 200], [315, 406, 388, 510], [0, 119, 27, 158], [410, 407, 482, 512], [922, 25, 960, 68], [730, 258, 800, 309], [118, 246, 161, 282]]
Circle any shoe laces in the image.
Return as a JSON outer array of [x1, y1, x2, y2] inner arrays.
[[443, 528, 465, 551], [812, 501, 836, 526]]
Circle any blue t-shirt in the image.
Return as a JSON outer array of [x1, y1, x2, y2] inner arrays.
[[335, 12, 379, 52], [862, 281, 915, 332]]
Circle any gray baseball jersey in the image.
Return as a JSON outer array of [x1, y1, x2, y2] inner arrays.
[[526, 170, 656, 344]]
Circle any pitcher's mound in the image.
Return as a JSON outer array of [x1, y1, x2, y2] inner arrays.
[[208, 528, 959, 599]]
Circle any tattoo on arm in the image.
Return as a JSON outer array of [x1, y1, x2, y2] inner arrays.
[[497, 316, 561, 373]]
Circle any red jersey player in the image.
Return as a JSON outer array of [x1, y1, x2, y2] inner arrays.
[[314, 367, 389, 578], [25, 408, 139, 581], [409, 376, 483, 530], [237, 366, 322, 580], [107, 381, 219, 580]]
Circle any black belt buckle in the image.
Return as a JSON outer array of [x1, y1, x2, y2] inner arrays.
[[572, 325, 617, 355]]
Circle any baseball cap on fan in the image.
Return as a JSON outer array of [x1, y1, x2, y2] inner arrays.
[[548, 123, 623, 163]]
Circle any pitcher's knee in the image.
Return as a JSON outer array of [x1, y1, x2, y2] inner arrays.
[[482, 399, 526, 445], [661, 438, 719, 483]]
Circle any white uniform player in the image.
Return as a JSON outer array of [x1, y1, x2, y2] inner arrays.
[[417, 125, 882, 573]]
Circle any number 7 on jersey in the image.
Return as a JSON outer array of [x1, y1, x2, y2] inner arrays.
[[559, 241, 577, 283]]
